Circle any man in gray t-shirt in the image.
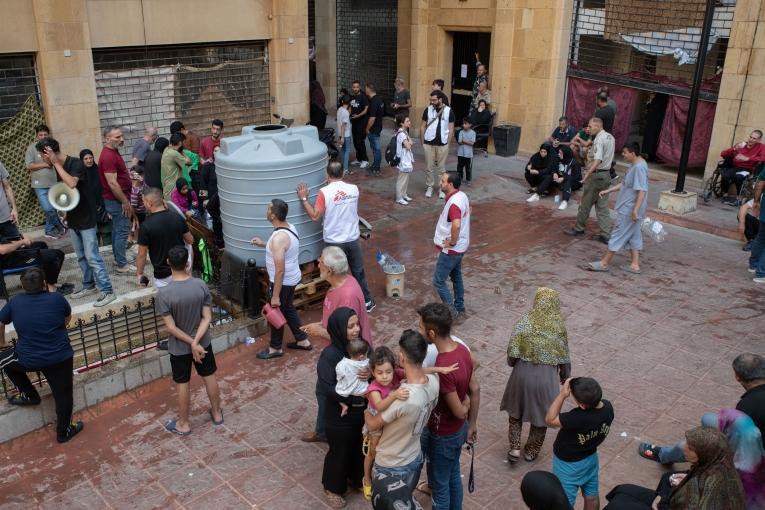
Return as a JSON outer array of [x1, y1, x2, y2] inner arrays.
[[25, 125, 64, 237], [588, 142, 649, 274], [157, 245, 222, 435], [0, 162, 21, 241]]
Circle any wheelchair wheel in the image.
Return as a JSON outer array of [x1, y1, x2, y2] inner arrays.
[[702, 171, 722, 203], [738, 175, 756, 203]]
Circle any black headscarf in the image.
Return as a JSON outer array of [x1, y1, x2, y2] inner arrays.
[[79, 148, 94, 162], [326, 307, 356, 357], [558, 145, 574, 165], [521, 471, 572, 510], [529, 145, 552, 172]]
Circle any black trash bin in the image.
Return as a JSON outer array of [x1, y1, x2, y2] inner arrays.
[[493, 124, 521, 157]]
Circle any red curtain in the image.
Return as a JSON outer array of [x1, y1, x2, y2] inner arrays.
[[564, 77, 639, 149], [655, 96, 716, 169]]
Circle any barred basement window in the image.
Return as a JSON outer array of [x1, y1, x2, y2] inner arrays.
[[92, 42, 270, 162], [0, 54, 41, 123]]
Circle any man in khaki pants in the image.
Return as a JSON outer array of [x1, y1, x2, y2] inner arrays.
[[420, 91, 455, 199], [564, 117, 614, 243]]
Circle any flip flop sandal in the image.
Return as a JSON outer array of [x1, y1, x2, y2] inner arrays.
[[586, 261, 610, 272], [256, 349, 284, 360], [164, 419, 191, 436], [638, 442, 663, 463], [621, 265, 641, 274], [209, 408, 224, 426], [287, 341, 313, 351], [363, 481, 373, 501]]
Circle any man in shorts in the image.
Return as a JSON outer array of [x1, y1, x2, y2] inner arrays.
[[545, 377, 614, 510], [158, 246, 223, 435]]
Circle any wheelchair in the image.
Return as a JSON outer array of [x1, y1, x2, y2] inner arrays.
[[703, 159, 760, 205]]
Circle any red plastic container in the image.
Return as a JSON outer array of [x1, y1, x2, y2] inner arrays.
[[262, 303, 287, 329]]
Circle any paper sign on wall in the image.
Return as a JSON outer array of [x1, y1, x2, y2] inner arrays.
[[460, 64, 468, 78]]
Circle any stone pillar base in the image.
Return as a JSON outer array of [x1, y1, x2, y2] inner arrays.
[[657, 190, 698, 215]]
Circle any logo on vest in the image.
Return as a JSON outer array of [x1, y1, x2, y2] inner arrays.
[[333, 189, 356, 203]]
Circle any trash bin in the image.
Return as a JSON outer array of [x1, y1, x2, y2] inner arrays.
[[493, 124, 521, 157], [384, 266, 406, 298]]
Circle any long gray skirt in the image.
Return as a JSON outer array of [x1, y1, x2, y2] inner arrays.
[[500, 360, 559, 427]]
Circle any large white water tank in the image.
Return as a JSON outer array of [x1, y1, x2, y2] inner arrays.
[[216, 124, 327, 266]]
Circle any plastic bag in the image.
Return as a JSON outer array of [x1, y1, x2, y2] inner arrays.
[[376, 250, 405, 274], [642, 217, 667, 243]]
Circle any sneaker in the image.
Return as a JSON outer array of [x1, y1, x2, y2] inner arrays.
[[44, 232, 60, 240], [57, 421, 84, 443], [742, 241, 752, 252], [8, 393, 41, 406], [438, 191, 446, 200], [365, 299, 376, 313], [359, 161, 369, 168], [71, 287, 98, 299], [404, 195, 413, 201], [115, 264, 137, 274], [748, 267, 757, 273], [425, 186, 433, 198], [526, 193, 540, 203], [345, 168, 354, 176], [466, 180, 472, 186], [93, 292, 116, 307], [558, 200, 568, 210], [564, 228, 584, 236], [56, 283, 75, 296], [396, 198, 409, 206], [351, 161, 361, 166], [754, 277, 765, 284]]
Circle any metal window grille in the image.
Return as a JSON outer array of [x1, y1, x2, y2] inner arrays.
[[0, 54, 41, 123], [92, 42, 270, 162], [336, 0, 398, 103], [568, 0, 736, 100]]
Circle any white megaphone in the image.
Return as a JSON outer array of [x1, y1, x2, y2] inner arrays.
[[48, 182, 80, 212]]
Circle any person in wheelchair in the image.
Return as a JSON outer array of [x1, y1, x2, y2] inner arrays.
[[719, 130, 765, 205]]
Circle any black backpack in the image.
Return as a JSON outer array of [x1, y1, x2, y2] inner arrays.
[[385, 134, 400, 167]]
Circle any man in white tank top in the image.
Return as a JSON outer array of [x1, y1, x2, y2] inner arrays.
[[250, 199, 311, 359], [297, 161, 375, 312], [433, 172, 471, 319]]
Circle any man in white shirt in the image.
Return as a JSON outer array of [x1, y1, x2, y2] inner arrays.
[[421, 91, 455, 199], [250, 199, 311, 360], [297, 161, 375, 312], [364, 329, 439, 510], [433, 172, 471, 320]]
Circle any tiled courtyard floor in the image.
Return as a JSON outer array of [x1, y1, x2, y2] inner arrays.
[[0, 151, 762, 510]]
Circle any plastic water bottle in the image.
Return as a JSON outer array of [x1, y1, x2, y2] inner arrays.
[[243, 336, 256, 345], [554, 195, 561, 204]]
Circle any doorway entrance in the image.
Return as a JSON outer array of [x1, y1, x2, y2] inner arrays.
[[450, 31, 491, 122]]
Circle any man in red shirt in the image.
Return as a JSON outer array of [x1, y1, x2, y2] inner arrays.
[[200, 119, 224, 165], [98, 126, 135, 272], [418, 302, 479, 510], [720, 129, 765, 205], [170, 121, 201, 157]]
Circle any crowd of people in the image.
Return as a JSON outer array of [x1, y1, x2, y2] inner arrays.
[[0, 64, 764, 510]]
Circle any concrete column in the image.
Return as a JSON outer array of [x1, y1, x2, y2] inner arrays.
[[269, 0, 310, 125], [314, 0, 337, 112], [31, 0, 102, 156], [704, 0, 765, 179]]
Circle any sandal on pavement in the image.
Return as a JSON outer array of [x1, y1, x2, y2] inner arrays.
[[638, 442, 663, 463], [164, 419, 191, 436], [363, 480, 373, 501], [324, 490, 346, 509], [507, 449, 521, 463], [587, 261, 609, 272], [286, 341, 313, 351], [621, 265, 641, 274], [256, 349, 284, 360], [301, 431, 327, 443], [209, 408, 224, 426]]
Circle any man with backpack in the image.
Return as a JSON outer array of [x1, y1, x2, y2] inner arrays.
[[421, 91, 455, 199]]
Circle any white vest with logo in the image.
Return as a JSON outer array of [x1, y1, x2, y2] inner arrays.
[[320, 180, 360, 243], [433, 191, 470, 253], [424, 105, 451, 144], [265, 223, 302, 286]]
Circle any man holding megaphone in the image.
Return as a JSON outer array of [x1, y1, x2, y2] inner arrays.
[[39, 138, 116, 307]]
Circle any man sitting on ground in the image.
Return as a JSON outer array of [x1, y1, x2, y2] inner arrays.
[[547, 116, 577, 148], [720, 130, 765, 205]]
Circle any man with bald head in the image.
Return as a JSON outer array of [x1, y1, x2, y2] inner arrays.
[[131, 126, 158, 167], [565, 117, 615, 243]]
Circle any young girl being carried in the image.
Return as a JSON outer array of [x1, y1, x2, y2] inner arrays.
[[361, 345, 458, 500]]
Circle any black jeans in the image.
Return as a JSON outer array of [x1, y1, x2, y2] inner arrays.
[[745, 213, 760, 241], [536, 171, 556, 195], [325, 239, 372, 302], [206, 194, 224, 247], [351, 119, 368, 162], [2, 241, 64, 284], [0, 221, 21, 243], [268, 283, 308, 349], [457, 156, 473, 182], [561, 173, 583, 201], [3, 355, 74, 439], [720, 167, 748, 196]]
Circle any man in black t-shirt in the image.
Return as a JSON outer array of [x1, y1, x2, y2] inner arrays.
[[593, 93, 615, 134], [545, 377, 613, 510], [349, 80, 369, 168], [136, 187, 193, 288], [143, 137, 169, 189], [40, 138, 115, 306], [365, 83, 385, 176]]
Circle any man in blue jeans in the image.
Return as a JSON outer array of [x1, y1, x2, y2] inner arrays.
[[98, 126, 135, 273], [748, 164, 765, 283], [40, 137, 116, 307], [365, 83, 385, 176], [433, 172, 471, 320], [365, 329, 439, 509], [418, 303, 479, 510], [25, 124, 65, 238]]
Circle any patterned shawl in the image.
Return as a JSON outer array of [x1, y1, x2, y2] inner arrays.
[[670, 426, 746, 510], [717, 408, 765, 509], [507, 288, 570, 366]]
